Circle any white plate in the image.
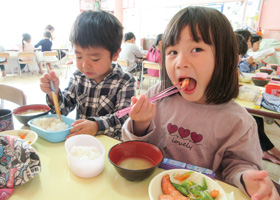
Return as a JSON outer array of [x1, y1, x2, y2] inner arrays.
[[0, 129, 38, 145], [149, 169, 227, 200]]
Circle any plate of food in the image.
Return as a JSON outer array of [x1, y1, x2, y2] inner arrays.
[[0, 129, 38, 145], [149, 169, 227, 200]]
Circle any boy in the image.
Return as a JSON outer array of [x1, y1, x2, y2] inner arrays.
[[40, 10, 136, 140]]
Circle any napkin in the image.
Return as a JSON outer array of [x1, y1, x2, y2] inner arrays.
[[0, 135, 41, 199], [262, 92, 280, 113]]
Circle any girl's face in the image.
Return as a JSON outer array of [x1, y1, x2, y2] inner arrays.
[[165, 26, 215, 104], [74, 45, 119, 83], [252, 40, 261, 52]]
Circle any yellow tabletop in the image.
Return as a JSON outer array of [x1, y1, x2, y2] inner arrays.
[[9, 132, 250, 200]]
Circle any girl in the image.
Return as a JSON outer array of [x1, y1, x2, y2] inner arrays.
[[35, 31, 58, 73], [251, 34, 262, 52], [18, 33, 35, 72], [146, 33, 163, 77], [122, 7, 279, 199]]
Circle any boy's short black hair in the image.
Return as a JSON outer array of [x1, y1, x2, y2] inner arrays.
[[70, 10, 123, 58], [44, 31, 52, 39], [251, 34, 262, 45], [236, 33, 248, 56], [124, 32, 135, 42]]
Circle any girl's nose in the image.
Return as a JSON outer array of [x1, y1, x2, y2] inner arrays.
[[176, 53, 189, 69]]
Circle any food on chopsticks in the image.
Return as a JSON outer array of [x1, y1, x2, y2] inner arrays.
[[17, 109, 48, 116], [159, 173, 220, 200], [32, 117, 68, 131], [71, 146, 101, 160], [173, 78, 190, 88]]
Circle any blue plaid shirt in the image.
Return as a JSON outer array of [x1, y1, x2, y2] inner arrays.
[[47, 63, 136, 139]]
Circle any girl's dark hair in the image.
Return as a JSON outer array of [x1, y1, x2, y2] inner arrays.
[[45, 24, 54, 32], [124, 32, 135, 42], [44, 31, 52, 39], [69, 10, 123, 58], [150, 34, 163, 54], [161, 6, 239, 104], [22, 33, 31, 51], [236, 33, 248, 56], [251, 34, 262, 45], [235, 29, 251, 42]]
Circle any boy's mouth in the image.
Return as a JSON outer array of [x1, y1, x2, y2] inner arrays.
[[179, 77, 196, 92]]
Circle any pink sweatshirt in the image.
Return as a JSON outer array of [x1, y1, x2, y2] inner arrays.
[[122, 83, 262, 193]]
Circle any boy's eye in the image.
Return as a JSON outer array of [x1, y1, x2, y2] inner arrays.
[[76, 56, 82, 59], [192, 48, 203, 53], [91, 59, 100, 62]]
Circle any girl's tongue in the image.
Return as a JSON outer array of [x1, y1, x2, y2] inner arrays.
[[183, 78, 196, 91]]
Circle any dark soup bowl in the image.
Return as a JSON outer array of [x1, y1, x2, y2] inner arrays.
[[13, 104, 50, 126], [259, 68, 274, 75], [108, 141, 163, 182], [252, 77, 270, 87]]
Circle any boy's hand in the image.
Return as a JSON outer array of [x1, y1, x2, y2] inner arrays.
[[40, 70, 60, 98], [129, 95, 156, 136], [243, 170, 280, 200], [67, 119, 98, 139]]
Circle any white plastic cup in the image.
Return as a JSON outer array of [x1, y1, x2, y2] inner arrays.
[[65, 135, 105, 178]]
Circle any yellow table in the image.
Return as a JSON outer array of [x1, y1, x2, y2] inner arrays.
[[10, 132, 250, 200]]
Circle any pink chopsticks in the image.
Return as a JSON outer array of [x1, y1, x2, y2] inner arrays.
[[117, 84, 182, 118]]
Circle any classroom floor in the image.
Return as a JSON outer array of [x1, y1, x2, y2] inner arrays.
[[1, 64, 280, 184]]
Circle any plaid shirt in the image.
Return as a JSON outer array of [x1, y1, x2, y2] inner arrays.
[[47, 63, 136, 139]]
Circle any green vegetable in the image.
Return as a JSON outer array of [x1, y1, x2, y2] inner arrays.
[[201, 177, 208, 190], [172, 182, 190, 196], [201, 191, 213, 200]]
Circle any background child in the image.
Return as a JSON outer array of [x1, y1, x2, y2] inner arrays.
[[18, 33, 35, 72], [35, 30, 57, 73], [145, 33, 163, 77], [40, 10, 136, 140], [122, 7, 279, 199], [235, 29, 257, 73], [0, 44, 6, 77]]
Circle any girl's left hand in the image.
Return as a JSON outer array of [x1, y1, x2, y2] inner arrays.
[[243, 170, 280, 200], [67, 119, 98, 139]]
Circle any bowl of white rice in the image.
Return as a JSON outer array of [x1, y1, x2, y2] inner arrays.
[[28, 114, 75, 143], [65, 135, 105, 178]]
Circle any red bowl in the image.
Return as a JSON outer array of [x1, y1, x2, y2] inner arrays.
[[259, 68, 274, 75], [252, 77, 270, 87], [108, 141, 163, 181], [13, 104, 51, 126]]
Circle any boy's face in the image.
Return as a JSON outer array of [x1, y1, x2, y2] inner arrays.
[[252, 40, 261, 52], [74, 45, 120, 83], [165, 26, 215, 104]]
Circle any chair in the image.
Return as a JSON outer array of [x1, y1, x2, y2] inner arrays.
[[0, 84, 26, 109], [117, 58, 139, 78], [65, 53, 76, 79], [139, 61, 161, 94], [42, 51, 62, 74], [0, 52, 12, 76], [18, 52, 38, 75]]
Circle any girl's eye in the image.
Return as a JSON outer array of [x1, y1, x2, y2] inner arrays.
[[192, 48, 203, 53], [167, 50, 177, 55]]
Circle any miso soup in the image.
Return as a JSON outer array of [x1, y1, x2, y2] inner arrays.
[[118, 156, 154, 170], [18, 109, 47, 116]]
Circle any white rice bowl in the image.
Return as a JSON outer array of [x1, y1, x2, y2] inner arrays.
[[32, 117, 69, 131], [71, 146, 101, 160]]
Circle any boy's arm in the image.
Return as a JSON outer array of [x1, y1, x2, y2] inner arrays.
[[238, 59, 252, 73], [88, 76, 136, 138]]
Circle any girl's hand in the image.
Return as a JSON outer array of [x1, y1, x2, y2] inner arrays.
[[40, 70, 60, 97], [129, 95, 156, 136], [67, 119, 98, 139], [243, 170, 280, 200], [246, 56, 254, 64]]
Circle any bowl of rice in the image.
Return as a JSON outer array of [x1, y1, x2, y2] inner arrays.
[[28, 114, 75, 143], [65, 135, 105, 178]]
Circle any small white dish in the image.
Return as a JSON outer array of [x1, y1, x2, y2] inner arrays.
[[149, 169, 227, 200], [0, 129, 38, 145]]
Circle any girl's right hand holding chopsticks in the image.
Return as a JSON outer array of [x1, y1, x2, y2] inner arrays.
[[40, 70, 60, 101], [129, 94, 156, 137]]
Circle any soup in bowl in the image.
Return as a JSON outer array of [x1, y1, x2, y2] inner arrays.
[[108, 141, 163, 182]]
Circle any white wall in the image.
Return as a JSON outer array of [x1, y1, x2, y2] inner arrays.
[[0, 0, 80, 49]]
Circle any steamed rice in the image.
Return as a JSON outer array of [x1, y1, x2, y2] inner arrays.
[[32, 117, 69, 131], [71, 146, 101, 160]]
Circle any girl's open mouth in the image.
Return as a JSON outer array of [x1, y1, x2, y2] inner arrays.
[[179, 77, 196, 92]]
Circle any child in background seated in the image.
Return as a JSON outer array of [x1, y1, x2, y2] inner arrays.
[[0, 45, 6, 77], [122, 6, 279, 199], [235, 29, 257, 73], [40, 10, 136, 140], [35, 31, 57, 73], [146, 34, 163, 77], [18, 33, 35, 72]]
